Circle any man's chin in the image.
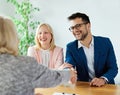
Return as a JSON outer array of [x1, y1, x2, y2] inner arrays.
[[77, 39, 82, 41], [75, 36, 81, 40], [76, 37, 81, 40], [77, 38, 85, 41]]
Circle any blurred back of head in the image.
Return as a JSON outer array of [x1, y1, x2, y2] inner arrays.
[[0, 15, 19, 56]]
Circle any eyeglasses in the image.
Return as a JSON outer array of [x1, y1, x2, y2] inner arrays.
[[69, 23, 87, 32]]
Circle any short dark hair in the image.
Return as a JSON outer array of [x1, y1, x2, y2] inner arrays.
[[68, 12, 90, 23]]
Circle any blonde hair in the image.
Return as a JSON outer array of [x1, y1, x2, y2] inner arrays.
[[0, 16, 19, 56], [35, 23, 56, 51]]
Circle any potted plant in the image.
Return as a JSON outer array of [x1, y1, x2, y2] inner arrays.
[[6, 0, 40, 55]]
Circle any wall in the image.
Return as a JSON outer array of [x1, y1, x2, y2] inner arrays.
[[0, 0, 120, 84]]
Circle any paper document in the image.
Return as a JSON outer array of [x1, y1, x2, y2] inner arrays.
[[53, 92, 78, 95]]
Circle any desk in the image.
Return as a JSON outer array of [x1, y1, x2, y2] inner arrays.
[[35, 81, 120, 95]]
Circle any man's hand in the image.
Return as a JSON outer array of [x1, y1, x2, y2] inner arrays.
[[90, 77, 106, 87], [58, 63, 73, 70], [69, 68, 77, 84], [35, 93, 43, 95]]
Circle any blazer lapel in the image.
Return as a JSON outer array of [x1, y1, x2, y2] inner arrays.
[[77, 47, 88, 72], [94, 37, 101, 73]]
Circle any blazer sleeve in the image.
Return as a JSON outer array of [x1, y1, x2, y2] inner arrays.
[[65, 44, 76, 67], [102, 38, 118, 82]]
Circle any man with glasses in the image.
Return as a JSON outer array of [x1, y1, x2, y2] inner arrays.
[[65, 12, 118, 87]]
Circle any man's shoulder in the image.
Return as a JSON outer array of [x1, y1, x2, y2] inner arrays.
[[94, 36, 110, 42], [67, 40, 77, 46], [94, 36, 113, 47], [94, 36, 109, 40]]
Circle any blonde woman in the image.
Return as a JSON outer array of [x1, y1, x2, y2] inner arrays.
[[27, 23, 71, 69], [0, 15, 77, 95]]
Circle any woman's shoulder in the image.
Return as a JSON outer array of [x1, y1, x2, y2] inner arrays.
[[55, 46, 63, 50], [0, 54, 37, 67], [28, 45, 36, 50], [53, 46, 63, 53], [28, 45, 38, 53]]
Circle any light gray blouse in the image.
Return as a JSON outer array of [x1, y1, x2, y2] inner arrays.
[[0, 54, 70, 95]]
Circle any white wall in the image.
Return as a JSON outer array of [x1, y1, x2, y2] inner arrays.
[[0, 0, 120, 84]]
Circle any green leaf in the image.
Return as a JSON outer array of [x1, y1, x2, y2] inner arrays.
[[6, 0, 40, 55]]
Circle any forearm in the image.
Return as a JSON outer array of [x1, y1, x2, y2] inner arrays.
[[33, 65, 70, 88]]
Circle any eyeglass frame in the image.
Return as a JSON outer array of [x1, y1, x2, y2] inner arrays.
[[69, 22, 88, 32]]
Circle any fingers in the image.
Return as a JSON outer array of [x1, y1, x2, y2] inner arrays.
[[90, 78, 106, 87], [70, 69, 77, 84], [70, 76, 77, 84], [59, 63, 77, 84], [70, 67, 77, 74], [59, 63, 73, 70], [35, 93, 43, 95], [63, 63, 73, 68]]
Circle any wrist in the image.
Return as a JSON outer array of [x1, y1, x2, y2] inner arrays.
[[100, 77, 107, 84]]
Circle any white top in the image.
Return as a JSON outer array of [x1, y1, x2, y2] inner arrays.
[[78, 37, 95, 81], [40, 49, 50, 67]]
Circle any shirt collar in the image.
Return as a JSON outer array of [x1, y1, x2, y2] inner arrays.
[[78, 36, 94, 48]]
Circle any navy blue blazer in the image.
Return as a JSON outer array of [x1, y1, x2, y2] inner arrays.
[[65, 36, 118, 84]]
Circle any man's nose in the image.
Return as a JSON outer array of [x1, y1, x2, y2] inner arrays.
[[73, 28, 79, 32]]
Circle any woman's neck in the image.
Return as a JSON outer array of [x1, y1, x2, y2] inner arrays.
[[41, 44, 51, 50]]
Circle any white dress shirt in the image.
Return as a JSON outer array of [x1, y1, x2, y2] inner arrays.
[[78, 37, 95, 81]]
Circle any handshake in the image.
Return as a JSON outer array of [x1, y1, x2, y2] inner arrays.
[[69, 67, 77, 85], [59, 63, 77, 85]]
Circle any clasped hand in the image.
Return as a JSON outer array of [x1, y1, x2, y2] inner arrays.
[[69, 68, 77, 84], [90, 77, 106, 87], [59, 63, 77, 84]]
